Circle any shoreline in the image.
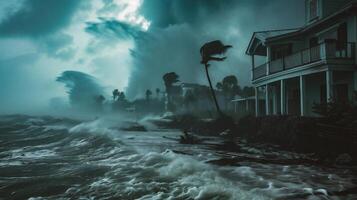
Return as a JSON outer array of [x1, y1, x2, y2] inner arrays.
[[149, 113, 357, 166]]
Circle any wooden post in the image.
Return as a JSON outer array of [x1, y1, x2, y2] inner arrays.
[[255, 87, 259, 117], [280, 79, 286, 115], [300, 75, 306, 116], [265, 84, 269, 115], [326, 70, 333, 102]]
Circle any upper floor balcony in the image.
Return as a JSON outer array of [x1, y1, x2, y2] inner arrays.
[[253, 41, 355, 80]]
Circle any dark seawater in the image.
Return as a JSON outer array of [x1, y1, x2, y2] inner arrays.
[[0, 115, 356, 200]]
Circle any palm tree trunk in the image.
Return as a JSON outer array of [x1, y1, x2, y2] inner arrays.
[[204, 64, 222, 115]]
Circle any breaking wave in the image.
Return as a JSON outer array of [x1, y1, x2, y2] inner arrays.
[[0, 115, 356, 199]]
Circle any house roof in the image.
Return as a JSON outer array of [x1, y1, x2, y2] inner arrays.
[[245, 28, 300, 56], [246, 1, 357, 55]]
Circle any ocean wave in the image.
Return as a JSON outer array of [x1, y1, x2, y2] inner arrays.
[[0, 115, 356, 200]]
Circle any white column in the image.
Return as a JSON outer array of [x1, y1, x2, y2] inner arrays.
[[266, 47, 270, 75], [251, 55, 255, 80], [280, 79, 286, 115], [326, 70, 333, 102], [272, 86, 278, 114], [300, 75, 306, 116], [265, 84, 269, 115], [255, 87, 259, 116]]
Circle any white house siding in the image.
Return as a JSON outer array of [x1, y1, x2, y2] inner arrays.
[[322, 0, 353, 18]]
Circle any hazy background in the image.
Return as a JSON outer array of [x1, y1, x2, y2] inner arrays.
[[0, 0, 305, 114]]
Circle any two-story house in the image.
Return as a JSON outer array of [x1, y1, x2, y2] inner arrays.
[[246, 0, 357, 116]]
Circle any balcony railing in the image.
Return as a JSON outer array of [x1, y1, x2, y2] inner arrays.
[[253, 63, 266, 80], [253, 42, 355, 80]]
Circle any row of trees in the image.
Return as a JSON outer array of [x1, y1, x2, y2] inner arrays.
[[145, 88, 164, 101], [107, 40, 249, 117]]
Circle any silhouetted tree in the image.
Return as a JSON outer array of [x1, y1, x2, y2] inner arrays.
[[163, 72, 180, 111], [200, 40, 232, 115], [216, 82, 223, 91], [222, 75, 240, 100], [146, 89, 152, 101], [241, 86, 255, 97], [156, 88, 160, 99], [118, 92, 126, 102], [112, 89, 120, 101]]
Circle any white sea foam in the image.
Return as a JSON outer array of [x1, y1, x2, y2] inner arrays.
[[1, 115, 356, 200], [69, 119, 119, 136]]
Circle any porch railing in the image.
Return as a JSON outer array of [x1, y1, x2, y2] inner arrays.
[[253, 42, 355, 80], [253, 63, 266, 80]]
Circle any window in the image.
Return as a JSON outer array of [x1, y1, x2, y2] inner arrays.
[[309, 0, 318, 20]]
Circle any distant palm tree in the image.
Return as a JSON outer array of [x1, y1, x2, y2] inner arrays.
[[216, 82, 223, 91], [163, 72, 180, 111], [145, 89, 152, 101], [118, 92, 126, 101], [112, 89, 120, 101], [200, 40, 232, 115], [156, 88, 160, 99]]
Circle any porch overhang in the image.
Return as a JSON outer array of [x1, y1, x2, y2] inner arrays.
[[246, 28, 300, 56]]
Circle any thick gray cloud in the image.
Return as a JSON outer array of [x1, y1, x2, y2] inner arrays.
[[124, 0, 305, 99], [139, 0, 290, 28], [86, 18, 143, 40], [0, 0, 82, 37], [38, 32, 76, 60]]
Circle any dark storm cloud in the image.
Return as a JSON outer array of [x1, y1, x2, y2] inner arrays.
[[125, 0, 305, 99], [0, 0, 82, 37], [139, 0, 277, 28], [85, 18, 144, 55], [85, 18, 143, 40]]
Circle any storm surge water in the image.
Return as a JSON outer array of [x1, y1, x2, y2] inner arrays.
[[0, 115, 356, 199]]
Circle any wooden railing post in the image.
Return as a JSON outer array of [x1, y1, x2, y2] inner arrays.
[[282, 56, 285, 70]]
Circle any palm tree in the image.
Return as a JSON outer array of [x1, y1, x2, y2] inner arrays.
[[145, 89, 152, 101], [216, 82, 223, 91], [163, 72, 180, 111], [221, 75, 240, 109], [200, 40, 232, 115], [156, 88, 160, 99], [112, 89, 120, 101], [118, 92, 126, 102]]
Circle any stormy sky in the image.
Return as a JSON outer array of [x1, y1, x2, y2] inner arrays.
[[0, 0, 304, 114]]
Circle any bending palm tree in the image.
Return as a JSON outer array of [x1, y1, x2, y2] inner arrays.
[[200, 40, 232, 116]]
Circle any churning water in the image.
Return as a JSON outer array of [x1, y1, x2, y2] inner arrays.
[[0, 115, 356, 200]]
